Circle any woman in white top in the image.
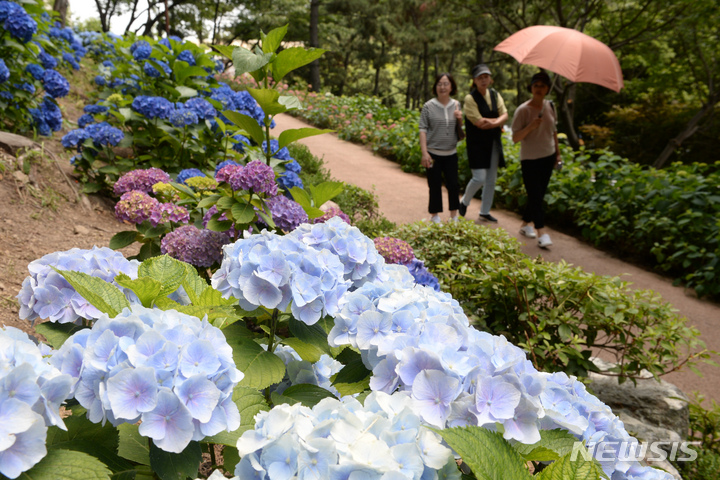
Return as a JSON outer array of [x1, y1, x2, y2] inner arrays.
[[419, 73, 463, 223], [511, 71, 561, 248]]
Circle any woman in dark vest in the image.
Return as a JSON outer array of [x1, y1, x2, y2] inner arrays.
[[457, 64, 508, 222]]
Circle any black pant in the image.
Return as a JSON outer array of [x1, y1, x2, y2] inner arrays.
[[426, 152, 459, 214], [520, 154, 555, 229]]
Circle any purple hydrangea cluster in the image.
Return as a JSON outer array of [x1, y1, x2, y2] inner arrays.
[[259, 195, 308, 232], [289, 216, 387, 289], [184, 97, 216, 120], [228, 160, 277, 195], [149, 202, 190, 227], [235, 392, 458, 480], [176, 168, 206, 184], [405, 258, 440, 291], [16, 247, 140, 325], [202, 205, 237, 239], [1, 1, 36, 43], [215, 163, 242, 184], [49, 305, 244, 453], [0, 59, 9, 84], [169, 107, 199, 127], [313, 205, 350, 225], [214, 159, 239, 177], [324, 261, 672, 480], [113, 168, 171, 195], [42, 69, 70, 98], [115, 191, 160, 224], [130, 40, 151, 61], [161, 225, 230, 268], [131, 95, 174, 119], [176, 50, 195, 65], [0, 327, 73, 479], [373, 236, 415, 265], [144, 59, 171, 78], [211, 230, 350, 325]]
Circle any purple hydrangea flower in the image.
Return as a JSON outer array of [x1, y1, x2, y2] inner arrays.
[[229, 160, 277, 195], [215, 164, 243, 184], [160, 225, 230, 268], [149, 202, 190, 227], [114, 168, 171, 195], [374, 237, 415, 264], [42, 69, 70, 98], [214, 160, 239, 177], [115, 191, 160, 224], [260, 195, 308, 232]]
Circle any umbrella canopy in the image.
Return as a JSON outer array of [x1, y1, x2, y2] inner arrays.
[[494, 25, 624, 92]]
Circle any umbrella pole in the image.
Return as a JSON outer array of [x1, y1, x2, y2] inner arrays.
[[539, 73, 558, 117]]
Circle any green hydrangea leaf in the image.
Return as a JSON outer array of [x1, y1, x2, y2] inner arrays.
[[137, 255, 188, 298], [232, 338, 286, 389], [117, 424, 150, 465], [204, 386, 269, 446], [221, 110, 264, 145], [16, 449, 112, 480], [308, 181, 345, 207], [536, 450, 603, 480], [277, 127, 332, 151], [109, 231, 138, 250], [280, 384, 336, 407], [114, 274, 163, 308], [430, 426, 533, 480], [149, 440, 202, 480], [34, 322, 84, 349], [261, 24, 288, 54], [271, 47, 325, 82], [513, 429, 580, 462], [231, 46, 272, 76], [53, 268, 130, 317], [281, 337, 325, 363]]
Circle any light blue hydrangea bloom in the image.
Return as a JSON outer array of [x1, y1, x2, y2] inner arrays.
[[49, 305, 243, 453], [16, 247, 140, 325], [287, 216, 387, 289], [236, 391, 460, 480], [0, 327, 73, 479], [212, 230, 351, 325]]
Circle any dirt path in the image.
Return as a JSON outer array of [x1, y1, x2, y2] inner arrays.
[[273, 113, 720, 403]]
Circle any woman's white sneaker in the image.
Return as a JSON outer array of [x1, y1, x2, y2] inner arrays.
[[519, 225, 537, 238], [430, 215, 442, 223], [537, 234, 553, 248]]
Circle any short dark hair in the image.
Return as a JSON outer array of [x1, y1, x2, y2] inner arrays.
[[433, 73, 457, 96]]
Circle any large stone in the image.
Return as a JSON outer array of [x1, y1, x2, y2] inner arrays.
[[0, 131, 36, 155], [588, 358, 689, 440]]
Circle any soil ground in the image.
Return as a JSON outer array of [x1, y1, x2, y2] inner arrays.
[[0, 104, 717, 405]]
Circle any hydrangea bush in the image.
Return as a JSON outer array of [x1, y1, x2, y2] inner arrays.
[[0, 0, 85, 136]]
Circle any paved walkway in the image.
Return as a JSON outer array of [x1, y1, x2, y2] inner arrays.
[[273, 113, 720, 402]]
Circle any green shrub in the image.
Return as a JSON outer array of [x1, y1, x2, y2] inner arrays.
[[385, 220, 709, 380], [674, 394, 720, 480]]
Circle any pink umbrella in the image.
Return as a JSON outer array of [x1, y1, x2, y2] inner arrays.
[[494, 25, 624, 92]]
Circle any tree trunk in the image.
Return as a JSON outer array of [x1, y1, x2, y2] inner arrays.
[[373, 42, 385, 96], [163, 0, 170, 35], [53, 0, 69, 27], [653, 97, 719, 168], [308, 0, 321, 92], [95, 0, 109, 32], [211, 0, 221, 44], [422, 41, 429, 102], [557, 82, 580, 149]]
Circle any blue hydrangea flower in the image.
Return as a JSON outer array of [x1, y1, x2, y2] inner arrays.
[[78, 113, 95, 128], [0, 59, 9, 84], [24, 63, 44, 81], [277, 171, 303, 192], [102, 60, 115, 68], [50, 305, 243, 452], [4, 6, 37, 43], [184, 97, 216, 120], [169, 107, 199, 127], [231, 134, 250, 153], [94, 75, 106, 86], [212, 230, 350, 325], [61, 128, 89, 149], [62, 52, 80, 70], [42, 69, 70, 98], [131, 95, 174, 119], [214, 159, 239, 177], [83, 122, 123, 147], [17, 247, 141, 324], [144, 59, 171, 78], [176, 50, 195, 66], [176, 168, 205, 184], [131, 40, 152, 61], [262, 139, 291, 160], [84, 104, 109, 115], [0, 326, 73, 478], [38, 51, 57, 69]]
